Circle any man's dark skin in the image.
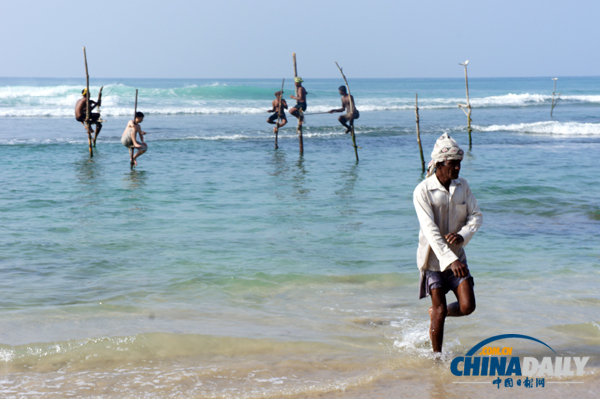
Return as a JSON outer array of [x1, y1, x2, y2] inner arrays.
[[267, 91, 288, 133], [75, 90, 102, 146], [429, 159, 476, 352], [328, 86, 359, 134], [289, 81, 307, 123]]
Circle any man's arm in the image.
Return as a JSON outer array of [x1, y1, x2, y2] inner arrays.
[[267, 99, 277, 113], [128, 122, 143, 147], [413, 186, 459, 271], [329, 98, 347, 114], [455, 180, 483, 246], [138, 124, 146, 143]]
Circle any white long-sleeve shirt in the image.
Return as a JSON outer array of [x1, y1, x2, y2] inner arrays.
[[413, 175, 483, 272]]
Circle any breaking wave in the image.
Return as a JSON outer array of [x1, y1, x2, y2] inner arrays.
[[475, 121, 600, 136]]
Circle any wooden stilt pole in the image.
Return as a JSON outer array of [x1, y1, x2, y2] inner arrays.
[[415, 94, 425, 173], [293, 53, 303, 155], [134, 89, 138, 119], [335, 62, 359, 162], [131, 89, 138, 169], [550, 78, 560, 117], [275, 78, 284, 149], [83, 47, 93, 158], [93, 85, 103, 146], [457, 61, 472, 149]]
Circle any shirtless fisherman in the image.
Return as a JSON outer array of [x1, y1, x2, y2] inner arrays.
[[289, 77, 307, 124], [121, 112, 147, 167], [413, 133, 483, 353], [267, 91, 288, 133], [75, 88, 102, 145], [328, 85, 359, 134]]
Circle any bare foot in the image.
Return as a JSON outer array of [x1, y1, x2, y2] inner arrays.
[[273, 126, 278, 134], [133, 160, 138, 166], [345, 128, 351, 134]]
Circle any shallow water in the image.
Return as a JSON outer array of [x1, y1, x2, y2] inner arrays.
[[0, 77, 599, 397]]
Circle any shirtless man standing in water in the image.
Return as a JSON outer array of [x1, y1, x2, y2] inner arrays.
[[121, 112, 147, 167]]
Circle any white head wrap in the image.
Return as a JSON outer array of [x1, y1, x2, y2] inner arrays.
[[426, 133, 464, 177]]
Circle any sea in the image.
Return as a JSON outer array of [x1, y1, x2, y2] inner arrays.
[[0, 76, 599, 398]]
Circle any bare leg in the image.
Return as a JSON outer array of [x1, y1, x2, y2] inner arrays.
[[290, 108, 304, 124], [267, 119, 277, 134], [132, 145, 147, 166], [93, 123, 102, 146], [429, 288, 448, 353], [339, 115, 354, 134], [447, 279, 476, 317], [129, 148, 134, 168]]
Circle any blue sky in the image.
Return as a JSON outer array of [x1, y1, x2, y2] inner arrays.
[[1, 0, 597, 78]]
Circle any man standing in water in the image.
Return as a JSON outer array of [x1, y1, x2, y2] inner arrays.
[[121, 112, 147, 167], [329, 85, 359, 134], [413, 133, 483, 353], [289, 77, 307, 124], [75, 88, 102, 145], [267, 91, 288, 133]]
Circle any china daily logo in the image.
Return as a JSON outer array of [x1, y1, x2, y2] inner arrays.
[[451, 334, 589, 389]]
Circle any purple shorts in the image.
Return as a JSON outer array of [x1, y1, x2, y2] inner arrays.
[[419, 268, 473, 299]]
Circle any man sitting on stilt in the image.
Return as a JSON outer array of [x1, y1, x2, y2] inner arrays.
[[289, 77, 307, 125], [121, 112, 147, 167], [329, 85, 359, 134], [75, 88, 102, 145], [267, 91, 288, 133]]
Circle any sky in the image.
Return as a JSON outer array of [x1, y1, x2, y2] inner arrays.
[[1, 0, 598, 79]]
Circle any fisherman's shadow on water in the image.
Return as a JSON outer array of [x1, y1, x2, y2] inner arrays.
[[123, 169, 148, 191], [335, 164, 363, 232], [291, 156, 312, 201], [74, 152, 105, 187], [267, 149, 288, 179]]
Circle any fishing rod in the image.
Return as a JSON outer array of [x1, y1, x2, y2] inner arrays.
[[102, 79, 124, 97], [302, 111, 333, 115]]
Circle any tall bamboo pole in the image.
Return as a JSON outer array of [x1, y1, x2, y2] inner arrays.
[[335, 62, 359, 162], [83, 47, 93, 157], [134, 89, 138, 119], [93, 85, 103, 146], [457, 62, 472, 149], [275, 78, 284, 149], [415, 94, 425, 173], [293, 53, 303, 155], [131, 89, 138, 169], [550, 78, 560, 117]]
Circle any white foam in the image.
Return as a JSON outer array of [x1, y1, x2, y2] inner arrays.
[[476, 121, 600, 136], [3, 86, 600, 118]]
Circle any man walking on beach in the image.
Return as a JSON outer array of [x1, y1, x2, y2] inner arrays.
[[289, 77, 307, 124], [267, 91, 288, 133], [413, 133, 483, 353], [328, 85, 359, 134], [121, 112, 147, 167], [75, 88, 102, 145]]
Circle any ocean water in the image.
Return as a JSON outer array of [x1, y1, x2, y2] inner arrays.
[[0, 77, 599, 398]]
